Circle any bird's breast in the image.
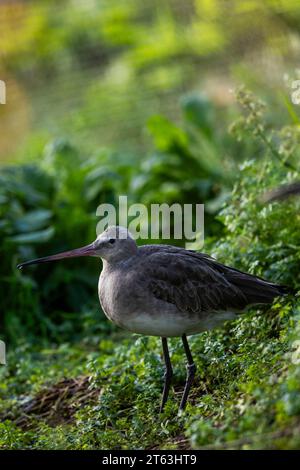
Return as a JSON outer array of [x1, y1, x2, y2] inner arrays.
[[98, 263, 238, 337], [98, 268, 138, 329]]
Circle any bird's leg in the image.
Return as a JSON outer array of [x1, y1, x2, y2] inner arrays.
[[179, 334, 196, 411], [160, 337, 173, 413]]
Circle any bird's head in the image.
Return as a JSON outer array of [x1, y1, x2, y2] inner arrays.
[[93, 226, 137, 262], [17, 225, 137, 269]]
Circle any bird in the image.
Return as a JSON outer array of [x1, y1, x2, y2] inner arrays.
[[17, 225, 290, 412], [262, 181, 300, 202]]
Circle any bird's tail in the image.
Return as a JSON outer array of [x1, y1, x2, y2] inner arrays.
[[225, 268, 291, 305]]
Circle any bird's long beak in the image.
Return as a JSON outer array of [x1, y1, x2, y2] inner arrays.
[[17, 243, 97, 269]]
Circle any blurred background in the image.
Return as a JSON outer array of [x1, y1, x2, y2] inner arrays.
[[1, 0, 300, 343], [2, 0, 300, 159]]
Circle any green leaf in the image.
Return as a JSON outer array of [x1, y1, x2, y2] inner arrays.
[[9, 227, 55, 244], [147, 115, 188, 152], [13, 210, 53, 233]]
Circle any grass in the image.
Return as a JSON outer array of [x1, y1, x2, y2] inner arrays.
[[0, 295, 299, 450], [1, 89, 300, 450]]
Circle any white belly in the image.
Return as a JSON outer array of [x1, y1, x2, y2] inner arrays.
[[122, 311, 237, 337], [98, 271, 237, 337]]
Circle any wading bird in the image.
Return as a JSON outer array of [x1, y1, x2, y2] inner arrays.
[[17, 226, 289, 412], [262, 181, 300, 202]]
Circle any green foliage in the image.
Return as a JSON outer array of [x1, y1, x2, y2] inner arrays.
[[3, 1, 300, 79], [217, 88, 300, 289], [3, 0, 300, 159], [2, 0, 300, 451], [1, 94, 231, 343], [1, 88, 300, 448], [0, 300, 299, 449], [0, 147, 97, 342], [2, 52, 300, 449], [230, 87, 298, 171]]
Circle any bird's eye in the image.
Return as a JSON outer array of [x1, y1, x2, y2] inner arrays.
[[109, 238, 116, 245]]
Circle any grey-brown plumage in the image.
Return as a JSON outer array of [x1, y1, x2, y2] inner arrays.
[[262, 181, 300, 202], [140, 245, 287, 313], [17, 225, 290, 412]]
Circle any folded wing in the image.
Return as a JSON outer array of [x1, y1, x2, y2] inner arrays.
[[140, 246, 288, 314]]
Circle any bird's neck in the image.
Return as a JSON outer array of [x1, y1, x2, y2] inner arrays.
[[101, 253, 135, 271], [101, 245, 138, 266]]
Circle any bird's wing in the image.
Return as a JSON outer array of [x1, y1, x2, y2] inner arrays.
[[262, 181, 300, 202], [140, 247, 248, 313]]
